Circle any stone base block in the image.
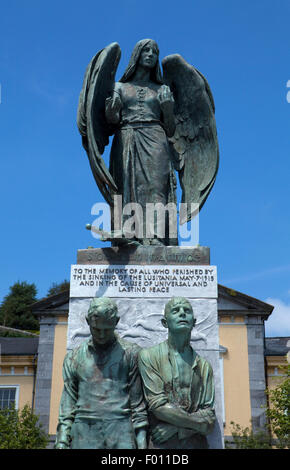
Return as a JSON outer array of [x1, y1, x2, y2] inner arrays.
[[66, 246, 224, 448]]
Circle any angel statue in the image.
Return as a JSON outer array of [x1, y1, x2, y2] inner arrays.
[[77, 39, 219, 247]]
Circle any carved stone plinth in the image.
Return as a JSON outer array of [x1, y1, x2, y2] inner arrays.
[[67, 245, 224, 448]]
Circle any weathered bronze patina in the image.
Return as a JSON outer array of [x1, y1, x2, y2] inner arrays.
[[77, 39, 219, 246], [55, 298, 148, 449], [138, 297, 216, 449]]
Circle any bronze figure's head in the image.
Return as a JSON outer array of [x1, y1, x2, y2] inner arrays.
[[162, 297, 196, 333], [86, 297, 119, 346]]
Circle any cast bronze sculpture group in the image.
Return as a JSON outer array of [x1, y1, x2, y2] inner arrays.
[[55, 39, 219, 449], [55, 297, 215, 449]]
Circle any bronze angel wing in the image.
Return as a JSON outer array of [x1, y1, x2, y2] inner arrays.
[[77, 42, 121, 206], [162, 54, 219, 224]]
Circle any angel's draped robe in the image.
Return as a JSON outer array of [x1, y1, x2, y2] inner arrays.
[[107, 82, 177, 245]]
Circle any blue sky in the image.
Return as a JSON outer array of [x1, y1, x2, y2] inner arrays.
[[1, 0, 290, 336]]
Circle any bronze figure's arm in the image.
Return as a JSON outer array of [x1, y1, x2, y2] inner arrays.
[[154, 360, 215, 437], [127, 346, 149, 449], [153, 404, 215, 437], [138, 346, 216, 441], [55, 352, 78, 449]]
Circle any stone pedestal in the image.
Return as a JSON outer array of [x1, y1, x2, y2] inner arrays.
[[67, 245, 224, 448]]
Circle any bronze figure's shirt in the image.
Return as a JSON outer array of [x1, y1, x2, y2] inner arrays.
[[56, 335, 148, 448], [138, 340, 215, 448], [117, 83, 162, 126]]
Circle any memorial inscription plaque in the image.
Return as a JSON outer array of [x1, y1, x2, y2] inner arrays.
[[70, 265, 217, 298]]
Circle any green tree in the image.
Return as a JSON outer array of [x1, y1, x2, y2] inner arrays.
[[0, 404, 49, 449], [227, 364, 290, 449], [226, 422, 272, 449], [266, 364, 290, 449], [0, 282, 39, 332], [47, 279, 70, 297]]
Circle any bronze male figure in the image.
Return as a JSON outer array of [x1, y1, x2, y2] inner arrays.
[[55, 297, 148, 449], [138, 297, 215, 449]]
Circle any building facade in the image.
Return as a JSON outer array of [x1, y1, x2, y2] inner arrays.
[[1, 286, 288, 445], [28, 285, 280, 442], [0, 337, 38, 411]]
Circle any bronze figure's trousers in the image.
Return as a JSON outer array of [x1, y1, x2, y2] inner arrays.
[[71, 418, 136, 449]]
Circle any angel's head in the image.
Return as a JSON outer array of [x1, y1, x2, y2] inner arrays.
[[120, 39, 163, 84]]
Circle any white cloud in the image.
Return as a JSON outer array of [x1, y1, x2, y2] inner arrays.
[[265, 298, 290, 337]]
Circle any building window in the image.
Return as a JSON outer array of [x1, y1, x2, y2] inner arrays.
[[0, 386, 19, 409]]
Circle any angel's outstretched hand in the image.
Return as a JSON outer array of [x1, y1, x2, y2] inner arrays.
[[157, 85, 174, 110], [105, 92, 122, 124]]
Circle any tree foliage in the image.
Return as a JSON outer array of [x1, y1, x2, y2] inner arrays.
[[226, 422, 272, 449], [0, 279, 70, 336], [266, 364, 290, 449], [0, 404, 49, 449], [0, 282, 39, 332], [47, 279, 70, 297], [227, 364, 290, 449]]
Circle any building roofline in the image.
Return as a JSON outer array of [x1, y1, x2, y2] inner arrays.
[[31, 290, 69, 312], [264, 337, 290, 357], [218, 284, 274, 314], [0, 337, 39, 356]]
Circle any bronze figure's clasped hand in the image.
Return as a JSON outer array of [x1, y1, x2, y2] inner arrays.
[[151, 423, 178, 444], [55, 443, 69, 449]]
